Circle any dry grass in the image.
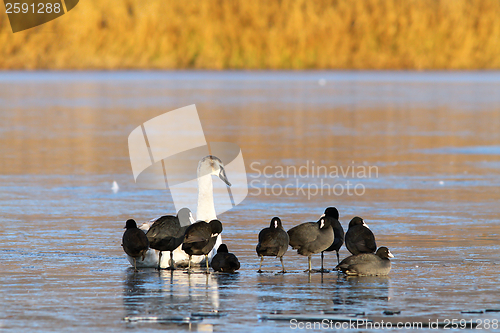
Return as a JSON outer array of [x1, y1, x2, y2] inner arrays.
[[1, 0, 500, 69]]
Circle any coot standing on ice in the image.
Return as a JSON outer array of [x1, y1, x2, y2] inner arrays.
[[345, 216, 377, 255], [145, 208, 193, 270], [256, 217, 289, 273], [320, 207, 345, 270], [211, 244, 240, 273], [287, 216, 334, 272], [122, 219, 149, 272], [182, 219, 223, 273]]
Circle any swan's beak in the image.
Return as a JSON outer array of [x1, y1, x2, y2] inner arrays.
[[218, 167, 231, 186]]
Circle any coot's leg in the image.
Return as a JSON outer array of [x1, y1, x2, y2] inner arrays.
[[321, 252, 324, 272], [280, 256, 286, 273], [157, 251, 162, 271], [187, 255, 192, 273], [319, 251, 330, 273], [304, 255, 312, 272], [205, 254, 210, 274]]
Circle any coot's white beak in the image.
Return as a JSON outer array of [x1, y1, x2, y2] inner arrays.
[[211, 233, 219, 238], [388, 250, 394, 258]]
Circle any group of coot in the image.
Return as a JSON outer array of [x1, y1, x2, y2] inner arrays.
[[122, 216, 237, 273], [257, 207, 393, 276], [122, 206, 393, 276]]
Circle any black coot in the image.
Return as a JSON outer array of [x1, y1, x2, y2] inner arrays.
[[336, 247, 394, 276], [256, 217, 289, 273], [146, 208, 192, 270], [321, 207, 345, 270], [211, 244, 240, 273], [182, 219, 223, 273], [287, 216, 334, 272], [345, 216, 377, 255], [122, 219, 149, 271]]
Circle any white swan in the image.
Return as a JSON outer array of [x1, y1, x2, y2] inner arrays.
[[127, 155, 231, 269]]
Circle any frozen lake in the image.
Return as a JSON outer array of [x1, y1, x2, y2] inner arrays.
[[1, 71, 500, 332]]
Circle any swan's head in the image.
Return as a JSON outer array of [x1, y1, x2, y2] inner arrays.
[[197, 155, 231, 186], [177, 207, 195, 227]]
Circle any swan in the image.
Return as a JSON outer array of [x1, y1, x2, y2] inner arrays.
[[127, 155, 231, 269]]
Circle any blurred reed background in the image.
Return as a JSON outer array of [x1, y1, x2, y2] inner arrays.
[[1, 0, 500, 70]]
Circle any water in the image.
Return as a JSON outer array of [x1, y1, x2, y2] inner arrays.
[[1, 71, 500, 332]]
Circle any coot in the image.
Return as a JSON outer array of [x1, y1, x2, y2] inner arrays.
[[122, 219, 149, 271], [211, 244, 240, 273], [146, 208, 193, 270], [345, 216, 377, 255], [288, 216, 334, 272], [336, 247, 394, 276], [182, 219, 223, 273], [321, 207, 345, 270], [256, 217, 289, 273]]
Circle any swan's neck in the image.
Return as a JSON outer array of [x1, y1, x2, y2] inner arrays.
[[196, 174, 217, 222]]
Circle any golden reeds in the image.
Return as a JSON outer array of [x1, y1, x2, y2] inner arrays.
[[1, 0, 500, 70]]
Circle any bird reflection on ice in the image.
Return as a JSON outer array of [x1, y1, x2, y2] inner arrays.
[[123, 268, 220, 331], [332, 275, 392, 306]]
